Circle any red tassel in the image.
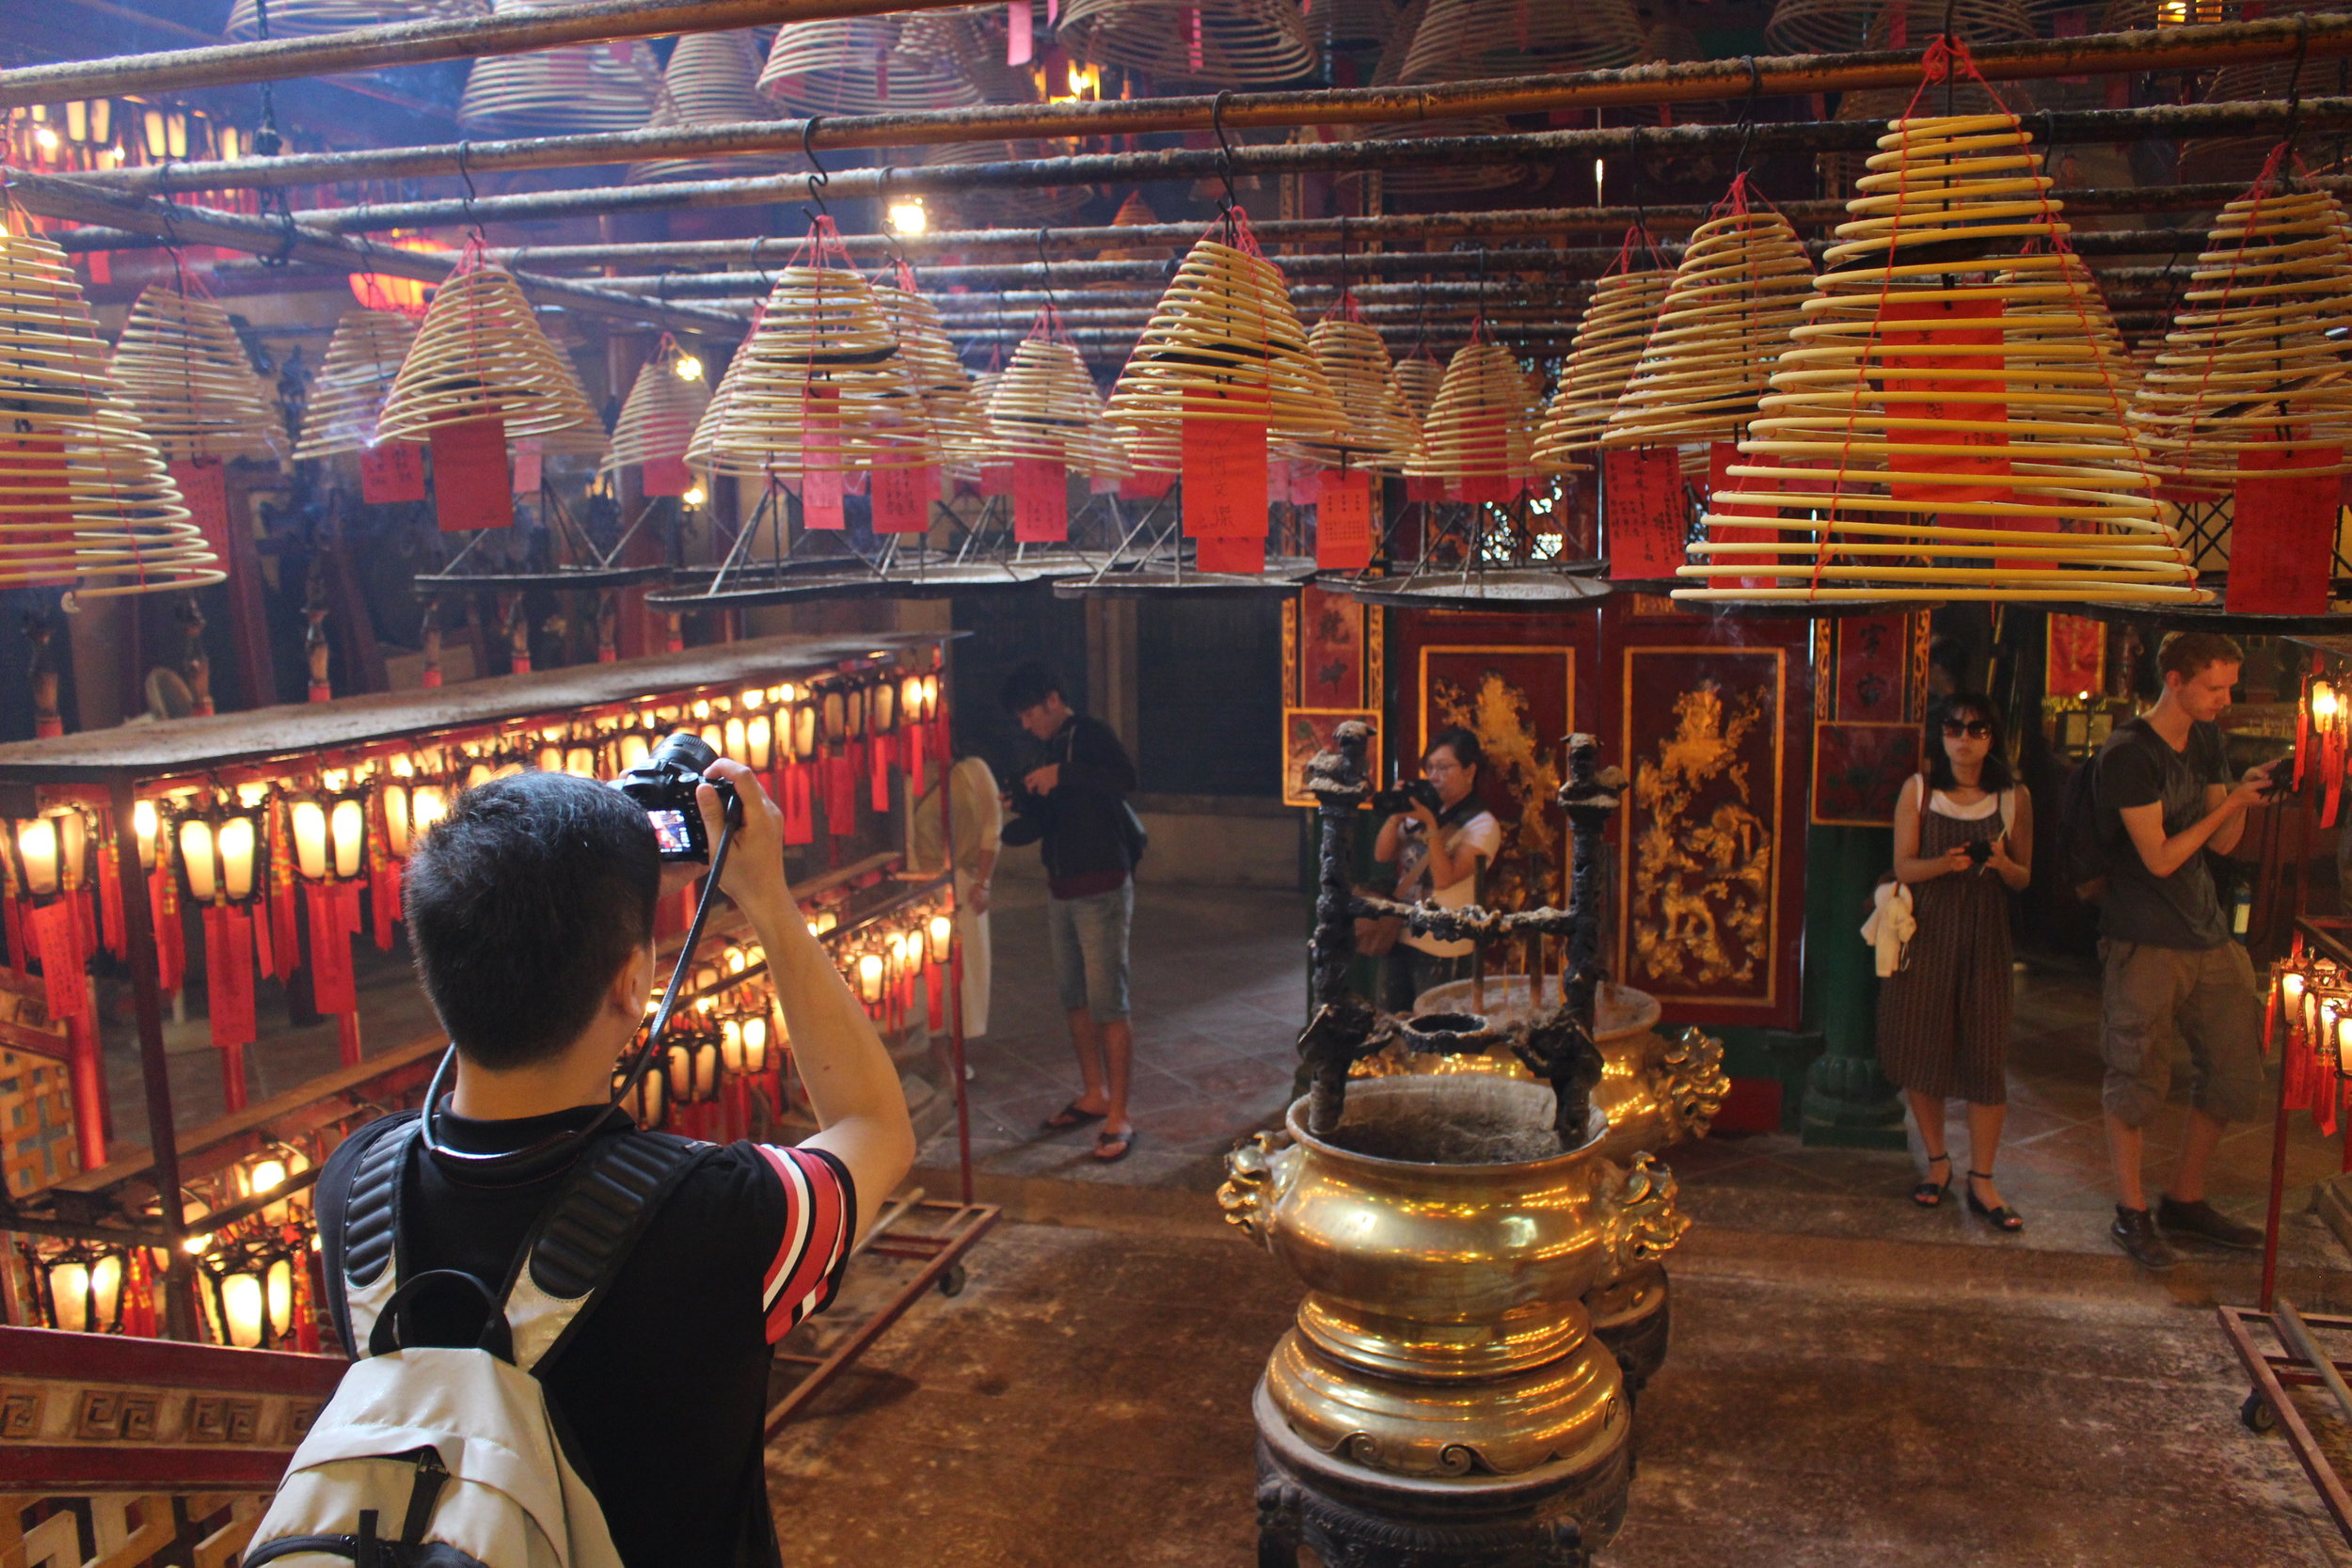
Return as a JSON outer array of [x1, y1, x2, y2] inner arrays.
[[249, 894, 275, 981], [783, 764, 814, 845], [270, 878, 299, 983], [306, 883, 358, 1016], [827, 753, 857, 834], [97, 842, 125, 960], [202, 904, 258, 1052], [122, 1249, 157, 1339], [371, 858, 402, 952], [151, 869, 185, 996], [68, 887, 96, 974], [870, 733, 894, 812], [927, 962, 945, 1030], [28, 901, 85, 1021], [2321, 1050, 2342, 1138], [3, 893, 24, 978], [2288, 1026, 2312, 1110]]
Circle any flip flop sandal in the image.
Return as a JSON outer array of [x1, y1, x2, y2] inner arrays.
[[1091, 1130, 1136, 1164], [1042, 1101, 1106, 1132]]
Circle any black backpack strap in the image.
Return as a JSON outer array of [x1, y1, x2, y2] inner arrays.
[[495, 1132, 712, 1376], [330, 1113, 422, 1358]]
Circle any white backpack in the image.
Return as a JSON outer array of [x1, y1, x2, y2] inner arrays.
[[247, 1117, 707, 1567]]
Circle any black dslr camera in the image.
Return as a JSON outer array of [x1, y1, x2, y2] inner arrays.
[[612, 733, 735, 863], [1371, 778, 1444, 816]]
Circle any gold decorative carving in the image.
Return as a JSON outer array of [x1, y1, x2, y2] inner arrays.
[[1628, 679, 1773, 994]]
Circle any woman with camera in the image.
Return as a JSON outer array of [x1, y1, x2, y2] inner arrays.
[[1879, 691, 2032, 1231], [1374, 728, 1502, 1014]]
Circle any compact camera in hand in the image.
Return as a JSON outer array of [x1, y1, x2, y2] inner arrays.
[[612, 733, 735, 863], [1372, 779, 1444, 816], [1964, 839, 1994, 866]]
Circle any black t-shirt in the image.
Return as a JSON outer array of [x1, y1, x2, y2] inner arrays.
[[317, 1104, 854, 1568], [2093, 715, 2233, 950]]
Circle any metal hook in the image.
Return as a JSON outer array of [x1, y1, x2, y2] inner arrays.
[[1732, 55, 1763, 178], [1210, 90, 1239, 217], [1036, 227, 1059, 324], [454, 140, 484, 244], [801, 116, 832, 218], [2283, 12, 2313, 159]]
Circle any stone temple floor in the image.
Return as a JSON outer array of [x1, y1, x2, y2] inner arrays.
[[785, 874, 2352, 1566]]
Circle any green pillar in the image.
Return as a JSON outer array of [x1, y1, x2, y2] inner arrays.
[[1799, 822, 1908, 1148]]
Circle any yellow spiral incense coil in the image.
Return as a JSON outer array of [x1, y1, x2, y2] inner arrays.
[[603, 338, 710, 476], [630, 31, 783, 184], [1531, 267, 1673, 471], [294, 309, 420, 460], [1057, 0, 1318, 87], [1408, 342, 1539, 491], [877, 284, 993, 474], [378, 262, 604, 451], [1674, 113, 2204, 605], [1287, 317, 1422, 470], [1106, 230, 1343, 445], [112, 282, 289, 464]]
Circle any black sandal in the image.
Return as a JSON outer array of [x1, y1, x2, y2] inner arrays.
[[1042, 1101, 1106, 1132], [1966, 1170, 2025, 1232], [1912, 1152, 1953, 1207]]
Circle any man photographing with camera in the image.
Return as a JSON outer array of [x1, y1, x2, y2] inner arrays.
[[306, 755, 915, 1567]]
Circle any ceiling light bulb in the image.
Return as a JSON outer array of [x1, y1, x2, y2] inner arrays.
[[887, 200, 929, 236], [674, 355, 704, 382]]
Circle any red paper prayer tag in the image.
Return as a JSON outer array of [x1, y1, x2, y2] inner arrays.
[[1013, 458, 1070, 543], [641, 454, 692, 498], [1197, 532, 1267, 574], [429, 418, 515, 531], [1183, 409, 1269, 538], [872, 466, 936, 533], [359, 442, 426, 504], [2230, 445, 2342, 616], [1604, 445, 1687, 580], [511, 440, 544, 498], [1120, 469, 1175, 501], [1007, 0, 1033, 63], [980, 464, 1014, 497], [6, 435, 75, 586], [801, 468, 846, 530], [169, 457, 232, 563], [1317, 468, 1375, 570], [1405, 475, 1446, 504], [1879, 297, 2010, 509]]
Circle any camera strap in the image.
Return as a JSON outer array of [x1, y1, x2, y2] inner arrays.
[[418, 798, 742, 1173]]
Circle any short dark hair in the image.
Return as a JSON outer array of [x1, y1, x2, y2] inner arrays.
[[1000, 660, 1064, 716], [1425, 727, 1484, 774], [2158, 630, 2244, 683], [402, 771, 660, 1070], [1922, 691, 2013, 794]]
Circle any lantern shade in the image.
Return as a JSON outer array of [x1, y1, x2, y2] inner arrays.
[[110, 280, 290, 464], [1674, 113, 2206, 606], [378, 260, 606, 450], [294, 309, 421, 460]]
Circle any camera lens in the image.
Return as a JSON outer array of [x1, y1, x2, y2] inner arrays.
[[649, 732, 719, 774]]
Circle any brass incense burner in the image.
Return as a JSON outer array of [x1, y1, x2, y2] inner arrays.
[[1236, 724, 1687, 1567]]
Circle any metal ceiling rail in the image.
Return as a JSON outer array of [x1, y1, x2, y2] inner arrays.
[[44, 13, 2352, 183], [0, 0, 975, 110], [246, 98, 2352, 236]]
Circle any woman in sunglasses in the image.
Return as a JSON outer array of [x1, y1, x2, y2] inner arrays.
[[1878, 691, 2032, 1231]]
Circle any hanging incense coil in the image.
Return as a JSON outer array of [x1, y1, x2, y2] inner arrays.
[[1057, 0, 1319, 87], [1287, 316, 1422, 469], [1603, 202, 1816, 451], [293, 308, 420, 460], [0, 230, 217, 597], [1391, 353, 1448, 421], [225, 0, 461, 38], [1096, 193, 1175, 267], [686, 261, 935, 477], [876, 282, 993, 471], [1407, 341, 1539, 491], [630, 31, 783, 183], [759, 17, 982, 113], [2183, 57, 2347, 186], [378, 261, 604, 450], [1531, 265, 1674, 471], [1676, 113, 2203, 605], [987, 337, 1108, 467], [1766, 0, 2031, 57], [2128, 180, 2352, 484], [457, 0, 660, 135], [1106, 224, 1344, 449], [603, 339, 712, 476], [111, 281, 289, 464], [1323, 0, 1406, 47], [1072, 418, 1134, 485], [1397, 0, 1645, 80]]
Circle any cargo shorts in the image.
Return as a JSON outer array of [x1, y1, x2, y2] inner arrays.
[[2097, 939, 2266, 1129]]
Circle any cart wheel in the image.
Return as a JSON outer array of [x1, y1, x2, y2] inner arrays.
[[2242, 1391, 2280, 1434], [937, 1264, 968, 1297]]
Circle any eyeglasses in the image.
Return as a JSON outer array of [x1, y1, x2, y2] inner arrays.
[[1941, 720, 1993, 738]]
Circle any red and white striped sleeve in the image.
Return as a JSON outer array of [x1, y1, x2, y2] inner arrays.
[[750, 1143, 855, 1343]]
